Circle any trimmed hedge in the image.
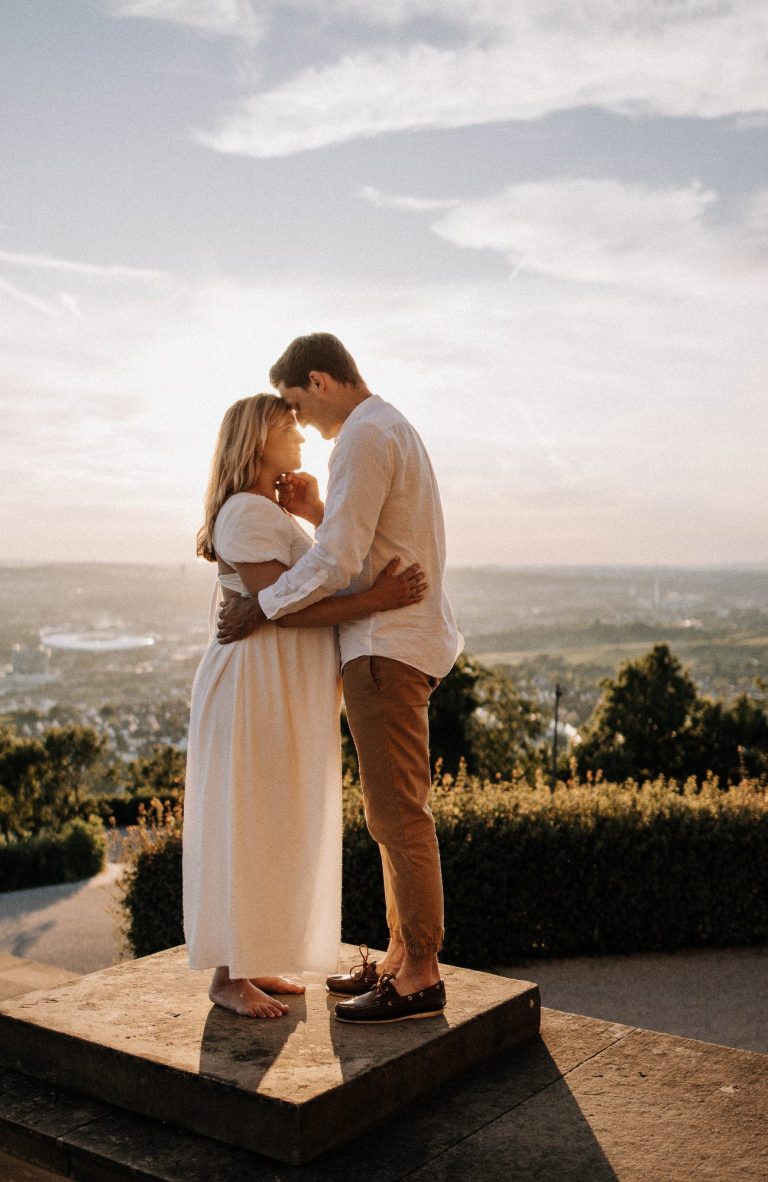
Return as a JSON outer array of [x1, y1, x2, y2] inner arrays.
[[122, 833, 184, 959], [120, 776, 768, 966], [0, 818, 106, 892]]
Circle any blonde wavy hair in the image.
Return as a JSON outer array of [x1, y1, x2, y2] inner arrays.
[[196, 393, 292, 562]]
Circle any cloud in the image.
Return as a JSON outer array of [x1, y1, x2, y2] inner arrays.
[[0, 276, 59, 316], [1, 240, 766, 564], [0, 250, 168, 283], [427, 178, 768, 293], [197, 1, 768, 156], [358, 185, 460, 213], [109, 0, 265, 39]]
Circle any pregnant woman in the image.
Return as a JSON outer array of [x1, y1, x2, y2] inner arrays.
[[183, 394, 425, 1019]]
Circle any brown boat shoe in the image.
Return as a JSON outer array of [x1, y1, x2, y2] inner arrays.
[[325, 944, 380, 996], [334, 973, 446, 1024]]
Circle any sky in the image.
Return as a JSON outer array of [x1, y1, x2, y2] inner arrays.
[[1, 0, 767, 567]]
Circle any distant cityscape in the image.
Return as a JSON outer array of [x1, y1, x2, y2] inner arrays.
[[1, 563, 766, 756]]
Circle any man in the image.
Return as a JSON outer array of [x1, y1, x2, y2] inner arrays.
[[218, 333, 462, 1023]]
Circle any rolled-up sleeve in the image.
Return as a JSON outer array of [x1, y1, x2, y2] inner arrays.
[[258, 418, 393, 620]]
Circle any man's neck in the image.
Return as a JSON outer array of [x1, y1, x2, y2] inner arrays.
[[343, 384, 372, 414], [332, 385, 371, 433]]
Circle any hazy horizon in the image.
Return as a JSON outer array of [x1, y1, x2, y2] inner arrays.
[[2, 559, 767, 574], [2, 2, 767, 567]]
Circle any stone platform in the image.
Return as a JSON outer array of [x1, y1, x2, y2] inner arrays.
[[1, 1008, 767, 1181], [0, 944, 540, 1165], [0, 956, 79, 1004]]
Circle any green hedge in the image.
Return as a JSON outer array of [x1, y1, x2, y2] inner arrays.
[[0, 818, 106, 891], [120, 776, 768, 966], [121, 833, 184, 959]]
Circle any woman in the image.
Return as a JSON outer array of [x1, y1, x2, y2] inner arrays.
[[183, 394, 425, 1019]]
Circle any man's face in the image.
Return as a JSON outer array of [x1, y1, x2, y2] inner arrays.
[[276, 377, 339, 439]]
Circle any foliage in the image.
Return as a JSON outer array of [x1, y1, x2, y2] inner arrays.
[[120, 774, 768, 967], [0, 817, 105, 891], [119, 744, 186, 797], [0, 722, 111, 839], [428, 655, 483, 775], [689, 694, 768, 783], [119, 796, 184, 958], [576, 644, 768, 785], [469, 669, 546, 780], [90, 791, 166, 827], [343, 772, 768, 965]]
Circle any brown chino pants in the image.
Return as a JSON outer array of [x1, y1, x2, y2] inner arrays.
[[342, 655, 444, 957]]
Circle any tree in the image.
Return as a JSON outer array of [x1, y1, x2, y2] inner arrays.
[[429, 655, 546, 779], [122, 744, 186, 796], [689, 694, 768, 784], [38, 726, 108, 825], [0, 726, 47, 839], [576, 644, 699, 782], [428, 655, 483, 775], [469, 671, 545, 780]]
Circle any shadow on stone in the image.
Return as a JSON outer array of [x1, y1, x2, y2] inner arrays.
[[326, 989, 450, 1083], [394, 1035, 620, 1182], [198, 993, 307, 1088]]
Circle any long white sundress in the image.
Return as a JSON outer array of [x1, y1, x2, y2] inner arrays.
[[183, 493, 342, 977]]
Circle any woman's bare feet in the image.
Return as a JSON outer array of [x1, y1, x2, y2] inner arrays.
[[250, 975, 306, 995], [209, 967, 288, 1018]]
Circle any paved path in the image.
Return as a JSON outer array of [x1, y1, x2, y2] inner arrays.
[[1, 868, 766, 1055], [0, 863, 129, 976], [499, 945, 768, 1055]]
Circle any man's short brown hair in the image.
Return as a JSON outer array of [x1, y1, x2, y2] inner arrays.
[[269, 333, 363, 390]]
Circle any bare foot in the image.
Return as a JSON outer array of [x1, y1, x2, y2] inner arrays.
[[209, 976, 288, 1019], [249, 975, 305, 995]]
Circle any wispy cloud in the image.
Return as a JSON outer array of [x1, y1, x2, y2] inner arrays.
[[0, 276, 59, 316], [0, 250, 168, 282], [358, 185, 460, 213], [423, 178, 768, 294], [109, 0, 265, 39], [197, 1, 768, 157]]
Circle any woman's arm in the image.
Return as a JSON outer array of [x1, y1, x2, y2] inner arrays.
[[231, 557, 426, 628]]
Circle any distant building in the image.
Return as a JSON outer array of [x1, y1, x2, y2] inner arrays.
[[12, 644, 51, 677]]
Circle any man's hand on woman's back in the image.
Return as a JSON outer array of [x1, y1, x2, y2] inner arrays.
[[217, 596, 266, 644]]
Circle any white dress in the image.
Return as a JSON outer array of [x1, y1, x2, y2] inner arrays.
[[183, 493, 342, 977]]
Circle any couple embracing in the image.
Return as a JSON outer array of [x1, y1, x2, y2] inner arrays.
[[183, 333, 462, 1025]]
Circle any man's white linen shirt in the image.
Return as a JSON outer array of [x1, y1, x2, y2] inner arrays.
[[258, 395, 462, 679]]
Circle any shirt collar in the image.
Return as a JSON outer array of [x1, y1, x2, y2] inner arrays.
[[335, 393, 378, 443]]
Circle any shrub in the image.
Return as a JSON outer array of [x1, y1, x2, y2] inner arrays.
[[119, 798, 184, 958], [120, 775, 768, 967], [89, 791, 164, 828], [0, 817, 106, 891]]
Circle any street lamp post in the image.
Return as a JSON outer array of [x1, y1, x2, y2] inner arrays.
[[551, 682, 563, 792]]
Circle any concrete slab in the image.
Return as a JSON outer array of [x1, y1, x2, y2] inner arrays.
[[407, 1023, 768, 1182], [0, 957, 80, 1004], [498, 944, 768, 1055], [1, 1010, 767, 1181], [0, 944, 540, 1165]]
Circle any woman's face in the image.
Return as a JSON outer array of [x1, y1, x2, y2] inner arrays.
[[260, 411, 304, 473]]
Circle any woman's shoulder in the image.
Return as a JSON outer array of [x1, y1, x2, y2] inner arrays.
[[217, 493, 285, 524], [213, 494, 292, 561]]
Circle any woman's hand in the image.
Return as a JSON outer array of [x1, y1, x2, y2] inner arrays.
[[277, 471, 324, 526], [368, 558, 428, 613]]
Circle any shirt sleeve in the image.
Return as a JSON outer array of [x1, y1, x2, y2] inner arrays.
[[258, 418, 393, 619], [213, 496, 292, 566]]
